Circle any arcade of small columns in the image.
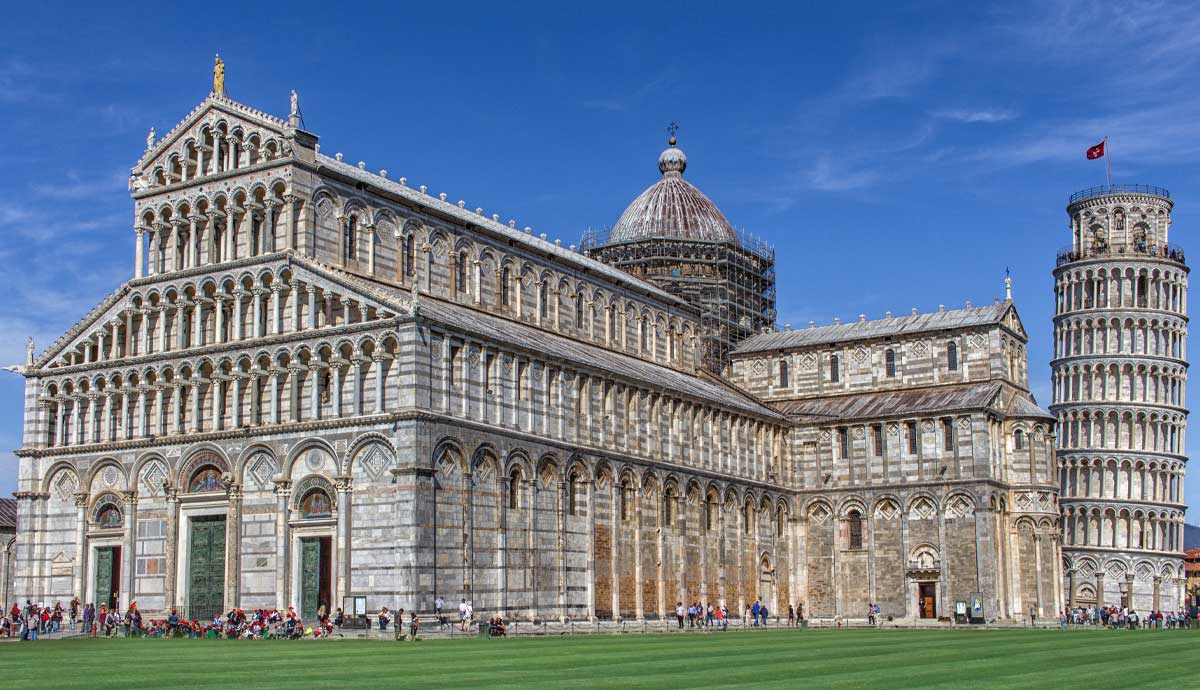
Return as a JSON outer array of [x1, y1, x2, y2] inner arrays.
[[1059, 456, 1186, 507], [1059, 501, 1186, 552], [1054, 265, 1187, 315], [144, 117, 288, 191], [1053, 318, 1186, 363], [134, 185, 299, 279], [1053, 408, 1184, 458], [36, 267, 402, 450], [1053, 362, 1185, 408]]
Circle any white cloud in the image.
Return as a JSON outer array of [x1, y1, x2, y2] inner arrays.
[[934, 109, 1017, 124], [0, 203, 32, 225], [804, 155, 880, 192], [31, 169, 127, 200]]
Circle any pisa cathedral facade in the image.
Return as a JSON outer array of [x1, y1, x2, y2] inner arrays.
[[10, 83, 1073, 624]]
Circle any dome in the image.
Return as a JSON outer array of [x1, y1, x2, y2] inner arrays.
[[607, 140, 739, 245]]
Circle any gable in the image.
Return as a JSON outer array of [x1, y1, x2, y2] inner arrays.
[[131, 95, 289, 191], [1000, 303, 1026, 339]]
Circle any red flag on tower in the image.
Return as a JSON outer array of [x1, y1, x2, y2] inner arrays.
[[1086, 140, 1106, 159]]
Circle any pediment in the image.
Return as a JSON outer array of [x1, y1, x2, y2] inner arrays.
[[1000, 303, 1026, 339], [131, 94, 291, 190]]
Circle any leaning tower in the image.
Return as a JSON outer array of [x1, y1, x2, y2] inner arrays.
[[1051, 184, 1189, 613]]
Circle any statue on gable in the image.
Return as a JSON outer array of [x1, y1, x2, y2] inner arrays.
[[213, 54, 225, 95]]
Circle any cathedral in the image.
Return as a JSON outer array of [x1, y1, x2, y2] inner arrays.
[[10, 67, 1072, 624]]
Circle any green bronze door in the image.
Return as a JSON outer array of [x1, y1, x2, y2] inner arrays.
[[188, 517, 226, 620], [300, 538, 322, 621], [94, 547, 119, 610]]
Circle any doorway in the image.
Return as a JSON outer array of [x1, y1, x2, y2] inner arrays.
[[187, 516, 226, 620], [93, 546, 120, 611], [300, 536, 332, 621], [918, 583, 937, 619]]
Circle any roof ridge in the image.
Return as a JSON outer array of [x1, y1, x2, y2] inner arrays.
[[733, 302, 1011, 354]]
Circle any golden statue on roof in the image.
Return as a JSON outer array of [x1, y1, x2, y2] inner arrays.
[[213, 54, 225, 95]]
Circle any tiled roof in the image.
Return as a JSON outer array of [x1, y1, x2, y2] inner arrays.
[[733, 303, 1011, 354], [769, 382, 1052, 423], [0, 498, 16, 530], [412, 296, 783, 421], [316, 154, 690, 311]]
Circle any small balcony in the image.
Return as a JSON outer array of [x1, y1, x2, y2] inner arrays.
[[1068, 184, 1171, 205], [1056, 241, 1186, 267]]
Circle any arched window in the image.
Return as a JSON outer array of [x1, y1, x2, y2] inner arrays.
[[539, 283, 548, 319], [947, 341, 958, 371], [456, 251, 468, 294], [575, 294, 584, 327], [620, 485, 634, 521], [665, 490, 679, 527], [705, 498, 717, 531], [848, 510, 863, 549], [640, 319, 649, 352], [343, 215, 357, 262], [567, 474, 579, 516], [189, 465, 224, 493], [300, 488, 333, 519], [885, 349, 897, 378], [779, 360, 789, 388], [96, 503, 122, 528], [405, 236, 415, 277], [508, 470, 522, 510], [1014, 429, 1025, 450], [500, 267, 510, 306], [830, 354, 840, 383]]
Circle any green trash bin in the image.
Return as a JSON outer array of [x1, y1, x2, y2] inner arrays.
[[478, 623, 490, 638], [801, 620, 808, 629]]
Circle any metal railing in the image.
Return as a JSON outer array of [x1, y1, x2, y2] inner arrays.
[[1069, 184, 1171, 204], [1056, 242, 1186, 267]]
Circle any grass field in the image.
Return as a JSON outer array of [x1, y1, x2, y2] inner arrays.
[[3, 628, 1197, 689]]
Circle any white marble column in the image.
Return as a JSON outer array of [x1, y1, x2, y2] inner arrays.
[[134, 227, 145, 278]]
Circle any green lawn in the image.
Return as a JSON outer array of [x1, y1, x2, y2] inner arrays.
[[2, 628, 1197, 689]]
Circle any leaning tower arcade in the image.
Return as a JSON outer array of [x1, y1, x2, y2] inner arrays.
[[1051, 185, 1189, 612]]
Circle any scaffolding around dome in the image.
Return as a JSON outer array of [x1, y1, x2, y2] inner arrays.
[[582, 224, 777, 375]]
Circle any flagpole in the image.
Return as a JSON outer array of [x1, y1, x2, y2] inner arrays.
[[1104, 136, 1112, 188]]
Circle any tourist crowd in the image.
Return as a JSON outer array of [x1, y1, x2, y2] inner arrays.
[[2, 595, 498, 641], [1059, 606, 1198, 630]]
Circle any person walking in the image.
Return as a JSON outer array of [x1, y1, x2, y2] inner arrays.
[[675, 602, 685, 629], [751, 600, 761, 627], [458, 599, 470, 631]]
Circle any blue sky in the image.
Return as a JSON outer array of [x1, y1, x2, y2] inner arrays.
[[1, 0, 1199, 515]]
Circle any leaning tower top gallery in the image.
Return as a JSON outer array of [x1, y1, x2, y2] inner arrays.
[[1051, 184, 1189, 612]]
